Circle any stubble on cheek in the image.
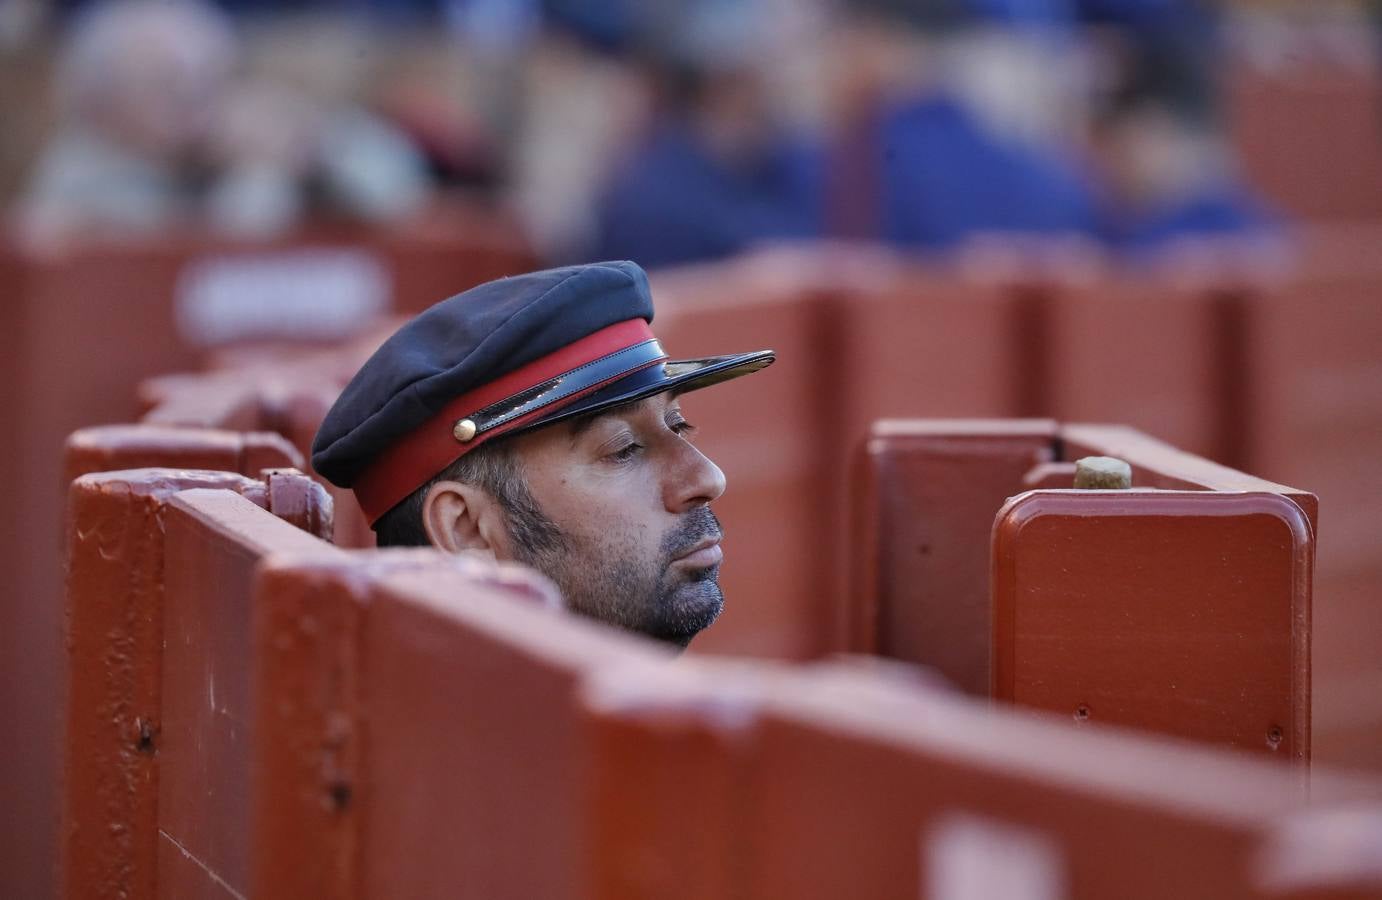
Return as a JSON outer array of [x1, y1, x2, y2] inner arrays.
[[538, 518, 661, 633], [541, 513, 723, 644]]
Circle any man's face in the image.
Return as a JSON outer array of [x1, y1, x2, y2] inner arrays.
[[500, 392, 727, 647]]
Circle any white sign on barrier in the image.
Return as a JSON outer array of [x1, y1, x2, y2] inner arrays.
[[175, 249, 389, 347], [924, 813, 1067, 900]]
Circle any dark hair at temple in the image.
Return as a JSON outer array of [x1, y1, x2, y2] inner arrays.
[[372, 442, 521, 547], [372, 440, 565, 561]]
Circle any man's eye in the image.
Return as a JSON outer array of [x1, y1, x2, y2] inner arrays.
[[609, 442, 642, 462], [670, 419, 697, 437]]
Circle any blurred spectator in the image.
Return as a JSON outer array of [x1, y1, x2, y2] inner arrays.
[[15, 0, 430, 242], [17, 0, 237, 237], [588, 1, 826, 268], [875, 92, 1099, 249], [370, 36, 502, 189], [1089, 35, 1279, 256], [836, 8, 1099, 252], [206, 13, 430, 235], [506, 30, 650, 263]]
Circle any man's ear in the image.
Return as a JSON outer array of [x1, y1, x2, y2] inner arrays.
[[421, 480, 510, 558]]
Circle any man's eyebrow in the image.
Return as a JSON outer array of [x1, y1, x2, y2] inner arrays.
[[567, 406, 632, 447], [568, 411, 608, 443], [566, 396, 673, 447]]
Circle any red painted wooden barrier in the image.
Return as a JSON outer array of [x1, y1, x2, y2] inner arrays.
[[1241, 227, 1382, 772], [584, 661, 1382, 900], [136, 324, 395, 549], [848, 419, 1057, 692], [992, 489, 1313, 761], [851, 419, 1318, 758], [0, 464, 1275, 899], [249, 551, 667, 900], [64, 424, 302, 487], [1, 219, 533, 900], [59, 468, 335, 900]]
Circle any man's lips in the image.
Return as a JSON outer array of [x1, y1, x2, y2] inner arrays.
[[672, 536, 723, 568]]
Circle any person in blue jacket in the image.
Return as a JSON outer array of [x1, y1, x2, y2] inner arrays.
[[840, 1, 1101, 251], [591, 6, 826, 268], [875, 91, 1100, 250], [1088, 43, 1279, 257]]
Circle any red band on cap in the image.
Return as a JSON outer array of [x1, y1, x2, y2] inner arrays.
[[354, 318, 659, 524]]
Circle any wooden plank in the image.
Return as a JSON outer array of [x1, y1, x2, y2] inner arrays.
[[249, 552, 666, 900], [849, 419, 1056, 693], [992, 490, 1313, 760], [59, 469, 335, 900], [584, 661, 1382, 900]]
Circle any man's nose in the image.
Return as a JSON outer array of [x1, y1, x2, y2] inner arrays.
[[665, 442, 726, 512]]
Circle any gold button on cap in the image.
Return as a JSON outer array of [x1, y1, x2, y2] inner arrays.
[[453, 418, 478, 442]]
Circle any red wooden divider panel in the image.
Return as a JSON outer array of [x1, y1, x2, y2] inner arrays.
[[1227, 62, 1382, 221], [992, 490, 1313, 761], [250, 553, 668, 900], [581, 660, 781, 900], [155, 487, 336, 900], [60, 469, 335, 900], [137, 325, 391, 550], [1043, 277, 1234, 464], [848, 419, 1056, 694], [830, 259, 1041, 650], [583, 662, 1382, 900], [1245, 227, 1382, 771], [850, 419, 1318, 759], [64, 424, 302, 487], [834, 255, 1055, 431]]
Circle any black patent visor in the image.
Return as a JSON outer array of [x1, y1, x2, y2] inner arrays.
[[465, 339, 668, 439], [513, 348, 776, 435]]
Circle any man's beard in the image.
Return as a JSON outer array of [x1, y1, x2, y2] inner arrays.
[[502, 489, 724, 647]]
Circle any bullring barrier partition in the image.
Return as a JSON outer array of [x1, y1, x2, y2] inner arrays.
[[583, 661, 1382, 900], [63, 423, 303, 486], [248, 548, 1382, 900], [52, 435, 1382, 899], [136, 322, 400, 549], [1239, 230, 1382, 769], [60, 468, 337, 900], [96, 233, 1382, 770], [1, 216, 536, 900], [852, 419, 1317, 761], [249, 552, 669, 900]]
